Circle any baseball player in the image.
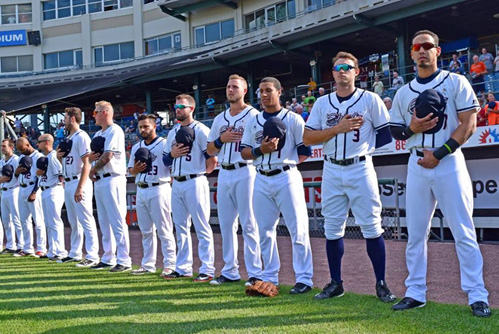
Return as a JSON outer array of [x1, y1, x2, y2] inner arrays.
[[207, 74, 263, 285], [163, 94, 217, 282], [390, 30, 490, 317], [303, 52, 396, 302], [240, 77, 314, 295], [128, 114, 176, 276], [0, 139, 22, 254], [89, 100, 132, 272], [14, 137, 46, 257], [58, 107, 100, 267], [36, 134, 68, 261]]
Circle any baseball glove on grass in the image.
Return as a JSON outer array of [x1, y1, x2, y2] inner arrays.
[[245, 280, 279, 297]]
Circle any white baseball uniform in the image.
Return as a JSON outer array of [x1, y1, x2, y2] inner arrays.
[[390, 69, 488, 305], [164, 121, 215, 277], [305, 89, 388, 240], [241, 108, 313, 286], [208, 106, 263, 280], [128, 137, 176, 272], [93, 123, 131, 267], [63, 130, 100, 262], [0, 154, 23, 251], [39, 150, 67, 259], [18, 150, 46, 254]]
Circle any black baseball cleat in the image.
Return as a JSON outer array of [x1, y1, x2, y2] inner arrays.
[[210, 275, 240, 285], [471, 301, 491, 317], [376, 280, 396, 302], [194, 273, 213, 282], [57, 256, 81, 263], [90, 262, 114, 270], [163, 270, 192, 280], [314, 280, 344, 300], [290, 282, 312, 294], [245, 277, 262, 287], [109, 264, 131, 273], [392, 297, 425, 311], [0, 248, 16, 255]]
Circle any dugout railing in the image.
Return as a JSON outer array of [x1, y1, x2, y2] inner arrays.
[[125, 177, 402, 241]]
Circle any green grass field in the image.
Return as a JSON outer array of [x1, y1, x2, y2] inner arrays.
[[0, 255, 495, 334]]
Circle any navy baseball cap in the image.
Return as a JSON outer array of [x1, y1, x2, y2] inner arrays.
[[90, 136, 105, 154], [175, 126, 195, 152], [57, 139, 72, 158], [18, 156, 32, 172], [36, 157, 49, 172], [134, 147, 152, 173], [1, 164, 14, 180], [414, 89, 446, 134], [263, 116, 287, 151]]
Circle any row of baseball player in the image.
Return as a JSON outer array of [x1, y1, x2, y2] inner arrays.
[[0, 29, 490, 317]]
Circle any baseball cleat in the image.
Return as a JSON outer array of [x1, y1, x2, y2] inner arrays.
[[314, 280, 344, 300], [392, 297, 425, 311], [0, 248, 16, 255], [12, 250, 27, 257], [76, 259, 98, 268], [57, 257, 81, 263], [471, 301, 491, 317], [193, 273, 213, 282], [131, 267, 155, 275], [245, 277, 262, 287], [48, 256, 62, 262], [290, 282, 312, 294], [210, 275, 240, 285], [35, 251, 47, 258], [109, 264, 131, 273], [162, 270, 192, 280], [160, 268, 175, 277], [376, 280, 396, 302], [90, 262, 114, 270]]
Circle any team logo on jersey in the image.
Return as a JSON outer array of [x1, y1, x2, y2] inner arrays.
[[150, 152, 157, 162], [408, 98, 417, 115], [349, 111, 365, 118], [326, 112, 342, 127], [255, 130, 264, 144], [219, 125, 244, 136]]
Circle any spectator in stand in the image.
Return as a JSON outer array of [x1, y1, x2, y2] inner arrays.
[[458, 51, 468, 71], [372, 75, 384, 96], [290, 98, 299, 112], [383, 97, 392, 112], [55, 126, 65, 141], [125, 120, 136, 134], [307, 77, 317, 92], [285, 101, 291, 110], [494, 50, 499, 72], [470, 55, 487, 97], [303, 90, 316, 112], [359, 66, 368, 89], [318, 87, 326, 97], [206, 94, 216, 118], [476, 98, 488, 127], [485, 92, 499, 126], [389, 71, 404, 93], [448, 54, 464, 75], [294, 104, 308, 122], [479, 48, 494, 74], [14, 118, 22, 135]]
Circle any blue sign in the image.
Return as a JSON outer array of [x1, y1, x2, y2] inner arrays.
[[0, 30, 27, 47]]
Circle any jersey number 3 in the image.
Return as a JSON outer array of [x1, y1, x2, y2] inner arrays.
[[352, 129, 360, 142]]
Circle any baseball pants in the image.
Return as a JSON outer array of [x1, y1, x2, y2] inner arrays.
[[136, 183, 176, 272], [217, 166, 262, 280], [94, 175, 131, 267], [41, 186, 67, 258], [321, 156, 384, 240], [65, 179, 99, 262], [18, 189, 46, 254], [171, 175, 215, 277], [1, 188, 23, 251], [253, 167, 313, 287], [405, 150, 489, 305]]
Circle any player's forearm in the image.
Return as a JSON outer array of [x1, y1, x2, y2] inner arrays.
[[452, 115, 476, 145], [93, 152, 113, 171], [298, 155, 309, 164], [78, 158, 91, 188], [206, 142, 220, 156], [241, 147, 256, 160], [303, 128, 337, 146], [205, 156, 217, 174]]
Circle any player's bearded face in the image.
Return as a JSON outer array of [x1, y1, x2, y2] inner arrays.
[[175, 100, 192, 121], [226, 79, 246, 103], [139, 120, 154, 140]]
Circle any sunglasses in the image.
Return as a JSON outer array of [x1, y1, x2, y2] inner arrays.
[[333, 64, 356, 72], [36, 140, 48, 144], [93, 109, 106, 116], [174, 104, 192, 110], [411, 42, 438, 52]]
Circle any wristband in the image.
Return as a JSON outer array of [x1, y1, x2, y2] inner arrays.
[[404, 126, 415, 137], [252, 147, 263, 158], [433, 138, 460, 160], [214, 137, 223, 149]]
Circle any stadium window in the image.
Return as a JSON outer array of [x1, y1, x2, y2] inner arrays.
[[73, 0, 86, 16], [244, 1, 295, 31], [94, 42, 134, 66], [42, 0, 129, 20], [194, 19, 234, 47], [0, 55, 33, 73], [145, 33, 178, 55], [306, 0, 335, 12], [58, 0, 71, 19], [18, 4, 32, 23], [43, 1, 56, 20], [0, 3, 33, 25], [88, 0, 102, 13], [44, 49, 83, 70]]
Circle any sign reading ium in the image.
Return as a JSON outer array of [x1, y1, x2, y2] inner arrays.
[[0, 30, 27, 47]]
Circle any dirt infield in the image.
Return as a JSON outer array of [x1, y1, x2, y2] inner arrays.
[[66, 228, 498, 307]]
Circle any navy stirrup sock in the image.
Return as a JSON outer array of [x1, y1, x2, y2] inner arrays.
[[366, 235, 386, 282], [326, 238, 344, 283]]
